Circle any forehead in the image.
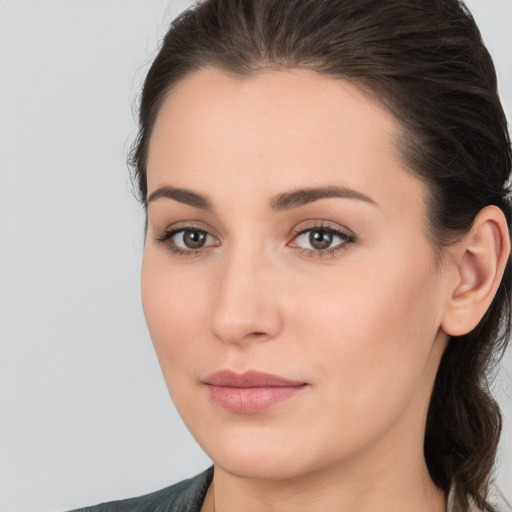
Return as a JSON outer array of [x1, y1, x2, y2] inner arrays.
[[147, 66, 426, 219]]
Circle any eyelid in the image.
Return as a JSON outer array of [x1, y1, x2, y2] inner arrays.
[[289, 220, 354, 239], [154, 219, 220, 240]]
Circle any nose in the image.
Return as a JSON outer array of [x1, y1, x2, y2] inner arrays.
[[211, 247, 284, 345]]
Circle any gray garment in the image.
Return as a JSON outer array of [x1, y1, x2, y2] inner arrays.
[[66, 467, 213, 512], [67, 467, 508, 512]]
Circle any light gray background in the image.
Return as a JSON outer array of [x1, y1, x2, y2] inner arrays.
[[0, 1, 510, 511]]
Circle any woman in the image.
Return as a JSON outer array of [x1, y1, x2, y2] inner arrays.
[[71, 0, 511, 510]]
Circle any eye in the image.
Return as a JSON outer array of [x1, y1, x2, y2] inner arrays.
[[156, 227, 219, 255], [289, 224, 355, 256], [175, 229, 209, 249]]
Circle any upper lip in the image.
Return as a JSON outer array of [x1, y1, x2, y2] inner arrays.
[[203, 369, 306, 388]]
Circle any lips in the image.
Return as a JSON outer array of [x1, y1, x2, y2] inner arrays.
[[203, 370, 307, 414]]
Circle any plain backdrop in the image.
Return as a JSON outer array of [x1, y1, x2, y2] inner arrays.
[[0, 1, 510, 511]]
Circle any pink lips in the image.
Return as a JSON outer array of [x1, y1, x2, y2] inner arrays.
[[203, 370, 307, 414]]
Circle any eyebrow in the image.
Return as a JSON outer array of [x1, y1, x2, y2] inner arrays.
[[269, 185, 378, 211], [146, 184, 377, 211], [147, 186, 212, 210]]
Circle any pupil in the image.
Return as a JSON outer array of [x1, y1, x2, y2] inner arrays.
[[310, 230, 332, 250], [184, 230, 206, 249]]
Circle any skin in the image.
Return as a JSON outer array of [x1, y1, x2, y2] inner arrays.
[[141, 67, 501, 511]]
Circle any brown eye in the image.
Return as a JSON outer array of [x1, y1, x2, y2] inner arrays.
[[309, 230, 333, 250], [156, 227, 218, 255], [181, 230, 207, 249], [290, 225, 354, 256]]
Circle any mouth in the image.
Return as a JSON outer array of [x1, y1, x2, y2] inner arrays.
[[203, 369, 308, 414]]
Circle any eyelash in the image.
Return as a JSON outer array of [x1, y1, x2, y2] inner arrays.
[[155, 222, 356, 258], [290, 222, 356, 258], [155, 225, 216, 257]]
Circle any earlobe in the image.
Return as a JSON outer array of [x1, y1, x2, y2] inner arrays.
[[441, 205, 510, 337]]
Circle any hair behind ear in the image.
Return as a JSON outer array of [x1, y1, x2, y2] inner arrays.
[[427, 207, 511, 510], [426, 259, 511, 510]]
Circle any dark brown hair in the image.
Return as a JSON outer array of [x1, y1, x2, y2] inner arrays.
[[129, 0, 512, 509]]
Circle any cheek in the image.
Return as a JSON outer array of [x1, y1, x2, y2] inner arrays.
[[289, 246, 441, 425], [141, 250, 211, 380]]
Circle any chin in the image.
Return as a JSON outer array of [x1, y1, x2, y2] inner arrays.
[[213, 452, 311, 481], [192, 421, 341, 482]]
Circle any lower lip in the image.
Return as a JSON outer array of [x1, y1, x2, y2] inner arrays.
[[205, 385, 307, 414]]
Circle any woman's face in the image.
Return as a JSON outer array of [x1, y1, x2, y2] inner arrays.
[[142, 67, 451, 480]]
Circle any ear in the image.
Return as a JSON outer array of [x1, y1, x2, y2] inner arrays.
[[441, 205, 510, 337]]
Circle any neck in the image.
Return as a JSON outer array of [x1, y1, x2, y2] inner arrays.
[[206, 445, 446, 512]]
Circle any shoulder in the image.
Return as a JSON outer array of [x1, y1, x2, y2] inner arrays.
[[64, 467, 213, 512]]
